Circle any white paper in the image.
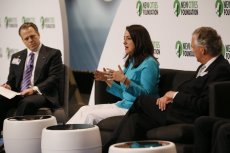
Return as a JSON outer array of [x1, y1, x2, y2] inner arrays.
[[0, 86, 21, 99]]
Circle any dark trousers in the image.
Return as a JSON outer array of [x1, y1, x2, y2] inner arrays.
[[194, 116, 230, 153], [0, 94, 49, 131], [103, 95, 168, 153]]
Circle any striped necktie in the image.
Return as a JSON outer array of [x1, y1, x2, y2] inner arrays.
[[21, 52, 35, 91]]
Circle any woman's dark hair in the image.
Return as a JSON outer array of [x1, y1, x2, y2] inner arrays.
[[124, 24, 157, 68]]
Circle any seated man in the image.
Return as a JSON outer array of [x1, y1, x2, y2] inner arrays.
[[0, 22, 63, 132], [103, 26, 230, 152], [194, 116, 230, 153]]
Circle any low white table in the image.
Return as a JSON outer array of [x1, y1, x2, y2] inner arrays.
[[41, 124, 102, 153], [109, 140, 177, 153], [3, 115, 57, 153]]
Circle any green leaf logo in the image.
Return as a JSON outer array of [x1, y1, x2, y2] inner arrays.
[[173, 0, 181, 17], [4, 17, 9, 28], [136, 0, 143, 16], [40, 16, 45, 29], [222, 43, 226, 56], [215, 0, 224, 17], [22, 16, 26, 23], [176, 41, 183, 58]]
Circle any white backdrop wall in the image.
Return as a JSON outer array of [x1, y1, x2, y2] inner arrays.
[[0, 0, 69, 84], [89, 0, 230, 105]]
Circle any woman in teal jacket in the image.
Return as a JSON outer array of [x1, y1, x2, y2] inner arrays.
[[67, 24, 160, 125]]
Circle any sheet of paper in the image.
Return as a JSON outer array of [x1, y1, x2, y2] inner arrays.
[[0, 86, 21, 99]]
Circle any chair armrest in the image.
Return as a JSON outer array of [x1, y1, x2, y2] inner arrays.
[[146, 124, 194, 144], [97, 116, 124, 131], [94, 81, 121, 104], [209, 81, 230, 118]]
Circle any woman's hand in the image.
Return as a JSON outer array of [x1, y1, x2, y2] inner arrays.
[[94, 69, 107, 81], [106, 65, 126, 83], [94, 68, 113, 86]]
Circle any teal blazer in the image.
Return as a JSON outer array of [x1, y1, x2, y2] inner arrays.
[[107, 56, 160, 109]]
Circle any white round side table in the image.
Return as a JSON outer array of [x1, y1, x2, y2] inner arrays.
[[41, 124, 102, 153], [109, 140, 177, 153], [3, 115, 57, 153]]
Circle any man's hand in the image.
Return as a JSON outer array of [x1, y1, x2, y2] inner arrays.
[[156, 91, 176, 111], [156, 97, 171, 111], [1, 83, 11, 90], [20, 88, 34, 96], [164, 91, 176, 99]]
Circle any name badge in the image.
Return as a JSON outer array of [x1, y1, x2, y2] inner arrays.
[[12, 58, 21, 65]]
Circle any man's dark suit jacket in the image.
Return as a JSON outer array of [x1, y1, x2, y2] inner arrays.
[[167, 55, 230, 124], [6, 44, 63, 106]]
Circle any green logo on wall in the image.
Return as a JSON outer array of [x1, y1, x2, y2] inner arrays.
[[6, 47, 18, 59], [223, 44, 230, 61], [0, 48, 2, 58], [153, 41, 160, 58], [222, 43, 226, 56], [215, 0, 224, 17], [40, 16, 45, 29], [40, 16, 55, 29], [174, 0, 181, 17], [22, 17, 35, 24], [176, 41, 183, 58], [136, 0, 159, 16], [173, 0, 198, 16], [175, 41, 196, 58], [215, 0, 230, 16], [136, 0, 143, 16], [4, 17, 9, 28], [4, 17, 17, 28]]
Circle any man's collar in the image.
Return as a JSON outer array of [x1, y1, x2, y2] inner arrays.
[[27, 43, 42, 55], [203, 55, 219, 70]]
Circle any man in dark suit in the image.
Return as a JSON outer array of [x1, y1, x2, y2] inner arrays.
[[103, 27, 230, 152], [194, 116, 230, 153], [0, 22, 63, 132]]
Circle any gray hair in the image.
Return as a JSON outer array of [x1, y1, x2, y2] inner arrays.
[[192, 27, 222, 56]]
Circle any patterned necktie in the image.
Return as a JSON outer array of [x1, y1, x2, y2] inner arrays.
[[196, 65, 206, 78], [21, 52, 35, 91]]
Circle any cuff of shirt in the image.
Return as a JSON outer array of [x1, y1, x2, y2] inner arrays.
[[172, 92, 178, 102], [32, 86, 42, 95]]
